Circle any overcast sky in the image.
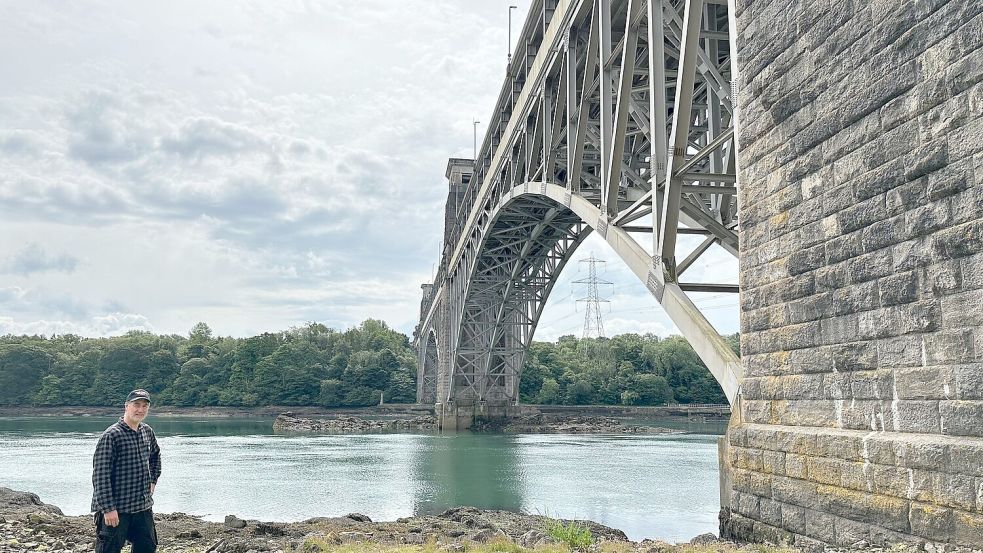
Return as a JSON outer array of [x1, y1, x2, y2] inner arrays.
[[0, 1, 737, 340]]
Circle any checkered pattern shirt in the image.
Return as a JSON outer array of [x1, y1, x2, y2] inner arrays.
[[91, 418, 161, 513]]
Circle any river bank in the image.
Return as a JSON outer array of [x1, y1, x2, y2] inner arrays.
[[0, 403, 729, 420], [3, 487, 924, 553]]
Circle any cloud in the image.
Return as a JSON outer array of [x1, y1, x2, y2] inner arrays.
[[0, 312, 154, 337], [2, 243, 80, 275]]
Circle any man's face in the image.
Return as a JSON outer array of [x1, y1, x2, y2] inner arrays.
[[124, 399, 150, 422]]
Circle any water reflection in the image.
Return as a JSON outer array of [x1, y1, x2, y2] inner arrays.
[[411, 433, 525, 515]]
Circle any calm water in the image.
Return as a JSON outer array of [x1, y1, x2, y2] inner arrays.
[[0, 416, 723, 542]]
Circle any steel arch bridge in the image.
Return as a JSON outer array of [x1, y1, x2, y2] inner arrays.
[[416, 0, 743, 428]]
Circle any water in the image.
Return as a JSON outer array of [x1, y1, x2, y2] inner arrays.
[[0, 416, 723, 542]]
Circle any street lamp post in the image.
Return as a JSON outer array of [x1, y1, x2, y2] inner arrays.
[[473, 119, 480, 160], [507, 5, 518, 67]]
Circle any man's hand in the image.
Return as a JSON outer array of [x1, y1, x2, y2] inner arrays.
[[104, 510, 119, 527], [150, 483, 156, 495]]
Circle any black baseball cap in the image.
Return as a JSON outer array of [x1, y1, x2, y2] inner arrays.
[[126, 389, 151, 404]]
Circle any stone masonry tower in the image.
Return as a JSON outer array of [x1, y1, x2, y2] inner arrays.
[[724, 0, 983, 548]]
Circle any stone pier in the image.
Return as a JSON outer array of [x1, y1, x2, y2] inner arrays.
[[724, 0, 983, 548]]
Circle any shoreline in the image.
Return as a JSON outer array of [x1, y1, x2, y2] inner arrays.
[[0, 403, 730, 419], [0, 487, 759, 553]]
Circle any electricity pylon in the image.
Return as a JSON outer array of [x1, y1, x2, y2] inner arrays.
[[573, 254, 612, 365]]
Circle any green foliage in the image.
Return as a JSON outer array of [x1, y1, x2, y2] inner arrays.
[[544, 519, 593, 551], [518, 333, 735, 406], [0, 319, 417, 407]]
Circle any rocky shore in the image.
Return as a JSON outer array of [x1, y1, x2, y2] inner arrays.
[[469, 414, 681, 434], [3, 488, 979, 553], [272, 412, 682, 435], [273, 412, 438, 432]]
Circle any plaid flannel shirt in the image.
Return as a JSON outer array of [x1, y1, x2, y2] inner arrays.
[[91, 418, 161, 514]]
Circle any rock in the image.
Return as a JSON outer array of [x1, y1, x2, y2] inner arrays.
[[337, 531, 371, 543], [253, 523, 285, 536], [519, 529, 546, 547], [176, 529, 202, 539], [689, 532, 718, 545], [0, 489, 63, 516], [225, 515, 247, 529], [403, 533, 425, 544], [441, 544, 465, 552], [344, 513, 371, 523], [273, 413, 437, 433]]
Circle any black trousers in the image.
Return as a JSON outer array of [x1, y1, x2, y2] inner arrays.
[[94, 510, 157, 553]]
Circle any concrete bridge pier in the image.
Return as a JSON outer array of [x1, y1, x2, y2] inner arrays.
[[436, 399, 515, 431]]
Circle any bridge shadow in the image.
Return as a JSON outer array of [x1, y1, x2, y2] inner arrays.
[[410, 432, 524, 515]]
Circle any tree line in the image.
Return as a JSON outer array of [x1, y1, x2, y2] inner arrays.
[[0, 320, 736, 407], [520, 333, 738, 406]]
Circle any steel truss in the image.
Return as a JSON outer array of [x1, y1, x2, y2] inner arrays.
[[416, 0, 743, 407]]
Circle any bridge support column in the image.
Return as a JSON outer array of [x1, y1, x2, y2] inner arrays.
[[436, 400, 516, 431]]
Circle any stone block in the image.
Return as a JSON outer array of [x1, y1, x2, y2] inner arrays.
[[876, 335, 923, 368], [815, 431, 862, 460], [807, 457, 844, 486], [870, 464, 911, 499], [779, 399, 837, 427], [781, 374, 825, 400], [803, 508, 837, 544], [833, 517, 871, 547], [840, 461, 870, 492], [932, 219, 983, 259], [849, 369, 895, 399], [976, 477, 983, 512], [923, 329, 976, 364], [942, 288, 983, 327], [895, 366, 955, 399], [816, 485, 910, 532], [823, 313, 863, 345], [735, 491, 761, 518], [919, 259, 963, 297], [907, 199, 953, 238], [772, 475, 819, 507], [955, 364, 983, 399], [892, 235, 934, 272], [788, 244, 827, 276], [933, 471, 978, 511], [847, 247, 894, 284], [894, 400, 942, 433], [785, 453, 808, 480], [759, 498, 783, 527], [887, 177, 930, 217], [826, 372, 853, 401], [762, 449, 786, 475], [816, 264, 850, 292], [895, 439, 950, 472], [905, 138, 950, 182], [962, 252, 983, 290], [782, 503, 806, 534], [940, 400, 983, 437], [863, 434, 898, 466], [952, 510, 983, 548], [877, 270, 918, 306], [788, 292, 832, 324], [910, 502, 954, 542]]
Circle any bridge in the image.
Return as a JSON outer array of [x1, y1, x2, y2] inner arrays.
[[415, 0, 983, 548]]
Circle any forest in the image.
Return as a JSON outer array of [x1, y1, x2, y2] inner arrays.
[[0, 320, 736, 407]]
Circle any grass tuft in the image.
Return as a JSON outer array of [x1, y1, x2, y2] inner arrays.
[[543, 518, 593, 551]]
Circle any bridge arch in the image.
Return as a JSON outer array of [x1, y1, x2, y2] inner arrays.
[[418, 330, 439, 405], [449, 181, 741, 407]]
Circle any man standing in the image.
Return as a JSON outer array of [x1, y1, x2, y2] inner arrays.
[[91, 389, 162, 553]]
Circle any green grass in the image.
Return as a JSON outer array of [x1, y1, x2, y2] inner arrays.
[[542, 519, 593, 551]]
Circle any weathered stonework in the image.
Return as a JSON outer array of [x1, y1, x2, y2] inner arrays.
[[727, 0, 983, 548]]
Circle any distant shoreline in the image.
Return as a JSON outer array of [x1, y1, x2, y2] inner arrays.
[[0, 403, 729, 419]]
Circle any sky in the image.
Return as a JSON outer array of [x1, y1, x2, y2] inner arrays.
[[0, 1, 738, 341]]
